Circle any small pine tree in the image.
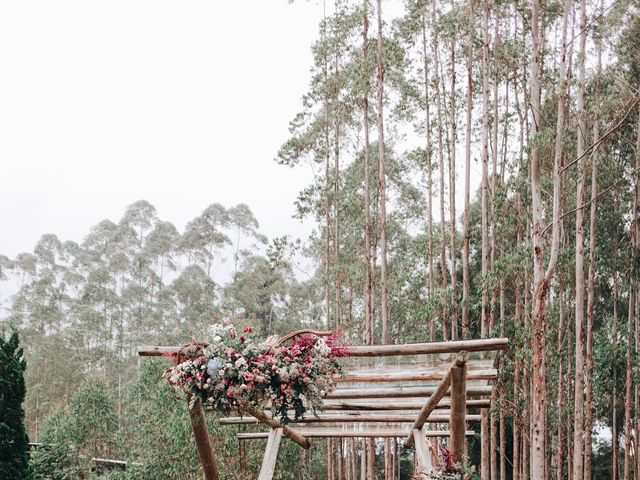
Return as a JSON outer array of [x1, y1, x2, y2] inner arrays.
[[0, 329, 31, 480]]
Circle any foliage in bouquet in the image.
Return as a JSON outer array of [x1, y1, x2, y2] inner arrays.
[[163, 323, 345, 423]]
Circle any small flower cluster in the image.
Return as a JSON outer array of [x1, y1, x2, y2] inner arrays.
[[163, 323, 345, 423]]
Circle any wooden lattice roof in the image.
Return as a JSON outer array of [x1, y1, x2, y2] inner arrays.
[[138, 336, 508, 479]]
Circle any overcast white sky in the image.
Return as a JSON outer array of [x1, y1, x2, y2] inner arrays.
[[0, 1, 328, 260]]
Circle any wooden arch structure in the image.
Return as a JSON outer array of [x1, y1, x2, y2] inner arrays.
[[139, 336, 508, 479]]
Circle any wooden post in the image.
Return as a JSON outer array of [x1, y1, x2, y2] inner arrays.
[[258, 428, 283, 480], [404, 352, 468, 448], [187, 396, 219, 480], [450, 359, 467, 463]]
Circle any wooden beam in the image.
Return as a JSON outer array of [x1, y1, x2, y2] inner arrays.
[[236, 429, 476, 439], [343, 338, 507, 357], [138, 345, 179, 356], [338, 368, 497, 383], [187, 396, 219, 480], [257, 428, 283, 480], [137, 338, 508, 358], [241, 405, 311, 449], [308, 399, 490, 411], [449, 361, 467, 462], [219, 414, 482, 425], [413, 429, 436, 478], [403, 352, 468, 448], [327, 385, 491, 399]]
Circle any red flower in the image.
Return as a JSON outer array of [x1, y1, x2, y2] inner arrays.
[[244, 326, 255, 333]]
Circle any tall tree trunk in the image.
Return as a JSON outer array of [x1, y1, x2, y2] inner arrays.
[[448, 3, 458, 341], [584, 19, 602, 479], [613, 268, 620, 480], [432, 0, 449, 341], [480, 1, 491, 477], [557, 280, 566, 480], [421, 14, 436, 342], [462, 8, 472, 339], [624, 289, 634, 480], [572, 0, 588, 476], [323, 0, 331, 330], [362, 1, 373, 346], [530, 0, 557, 474], [334, 46, 342, 330], [375, 0, 389, 345]]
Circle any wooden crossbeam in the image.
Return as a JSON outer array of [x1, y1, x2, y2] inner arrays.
[[404, 352, 468, 448], [342, 338, 507, 357], [338, 368, 496, 383], [326, 384, 491, 399], [137, 338, 508, 358], [305, 399, 490, 411], [236, 429, 476, 439], [219, 413, 482, 425]]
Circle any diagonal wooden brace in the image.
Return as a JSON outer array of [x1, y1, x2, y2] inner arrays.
[[241, 405, 311, 449], [258, 428, 283, 480], [187, 395, 219, 480], [403, 351, 468, 448]]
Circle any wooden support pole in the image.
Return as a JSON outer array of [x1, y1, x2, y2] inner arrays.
[[449, 360, 467, 463], [404, 352, 468, 448], [258, 428, 283, 480], [242, 405, 311, 449], [187, 396, 219, 480]]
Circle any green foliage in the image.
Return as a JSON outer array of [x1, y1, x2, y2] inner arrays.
[[30, 378, 118, 480], [0, 329, 31, 480]]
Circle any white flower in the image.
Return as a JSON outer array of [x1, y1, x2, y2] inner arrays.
[[234, 357, 247, 368], [314, 339, 331, 356]]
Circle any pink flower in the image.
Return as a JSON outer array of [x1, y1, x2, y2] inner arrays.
[[244, 326, 255, 333], [230, 331, 237, 339]]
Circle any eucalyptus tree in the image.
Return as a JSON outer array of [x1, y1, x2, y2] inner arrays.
[[179, 203, 230, 277], [227, 203, 268, 275]]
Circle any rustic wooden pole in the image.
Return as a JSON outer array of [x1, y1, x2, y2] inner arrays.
[[219, 413, 482, 425], [258, 428, 283, 480], [138, 338, 508, 358], [242, 405, 311, 449], [449, 359, 467, 463], [236, 430, 475, 439], [187, 396, 219, 480], [404, 352, 468, 448]]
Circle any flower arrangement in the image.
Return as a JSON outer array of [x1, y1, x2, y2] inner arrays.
[[163, 323, 346, 423]]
